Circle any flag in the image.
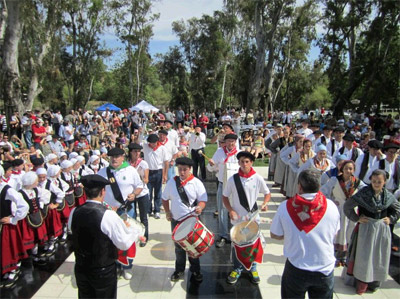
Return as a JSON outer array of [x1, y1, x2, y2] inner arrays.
[[233, 237, 264, 270]]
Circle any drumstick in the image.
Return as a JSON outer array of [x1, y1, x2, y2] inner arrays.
[[198, 150, 211, 161], [241, 210, 260, 234]]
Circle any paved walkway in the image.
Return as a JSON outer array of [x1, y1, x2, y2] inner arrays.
[[31, 167, 400, 299]]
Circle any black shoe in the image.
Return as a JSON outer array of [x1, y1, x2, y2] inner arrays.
[[272, 183, 280, 188], [216, 238, 226, 248], [1, 277, 16, 289], [213, 211, 218, 217], [170, 271, 184, 282], [191, 272, 203, 283], [139, 241, 147, 247]]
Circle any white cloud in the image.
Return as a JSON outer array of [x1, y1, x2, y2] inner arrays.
[[152, 0, 224, 41]]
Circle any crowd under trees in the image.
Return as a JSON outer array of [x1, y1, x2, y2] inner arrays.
[[0, 0, 399, 122]]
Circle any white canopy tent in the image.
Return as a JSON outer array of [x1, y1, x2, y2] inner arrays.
[[130, 100, 159, 113]]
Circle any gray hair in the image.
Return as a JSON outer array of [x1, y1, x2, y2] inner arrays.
[[298, 169, 321, 193]]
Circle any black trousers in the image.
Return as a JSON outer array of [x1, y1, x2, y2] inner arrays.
[[75, 263, 117, 299], [191, 148, 206, 180]]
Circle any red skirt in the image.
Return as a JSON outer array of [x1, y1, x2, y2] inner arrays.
[[60, 202, 71, 224], [18, 218, 48, 250], [45, 208, 63, 238], [1, 223, 28, 275], [76, 193, 87, 207]]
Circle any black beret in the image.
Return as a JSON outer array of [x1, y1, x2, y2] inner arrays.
[[224, 133, 238, 140], [147, 134, 159, 143], [175, 157, 194, 167], [222, 123, 234, 130], [107, 147, 125, 157], [313, 130, 322, 135], [164, 119, 173, 124], [343, 133, 355, 142], [2, 161, 13, 171], [334, 127, 345, 133], [236, 151, 255, 161], [12, 159, 24, 167], [158, 129, 168, 135], [367, 140, 383, 149], [31, 157, 45, 166], [323, 125, 333, 131], [128, 143, 143, 151], [383, 143, 400, 151], [81, 174, 110, 189]]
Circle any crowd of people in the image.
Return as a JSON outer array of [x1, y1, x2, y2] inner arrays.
[[0, 105, 399, 298]]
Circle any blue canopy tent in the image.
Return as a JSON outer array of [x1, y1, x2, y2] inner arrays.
[[95, 103, 121, 112]]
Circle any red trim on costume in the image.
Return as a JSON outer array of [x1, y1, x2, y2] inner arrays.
[[238, 168, 256, 178]]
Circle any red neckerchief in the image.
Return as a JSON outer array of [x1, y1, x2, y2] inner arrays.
[[151, 142, 162, 152], [2, 177, 10, 183], [174, 174, 194, 187], [131, 158, 142, 169], [313, 157, 329, 170], [338, 175, 358, 199], [238, 167, 256, 178], [286, 191, 327, 233], [12, 170, 21, 175], [159, 138, 168, 146], [223, 146, 238, 163]]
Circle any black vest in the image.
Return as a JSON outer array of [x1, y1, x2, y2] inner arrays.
[[19, 188, 40, 214], [359, 154, 370, 181], [339, 146, 359, 162], [379, 159, 400, 190], [71, 202, 118, 269], [0, 185, 12, 218], [45, 180, 58, 204]]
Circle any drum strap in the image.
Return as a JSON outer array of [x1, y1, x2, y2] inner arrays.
[[106, 167, 130, 210], [175, 178, 197, 208], [233, 173, 257, 213]]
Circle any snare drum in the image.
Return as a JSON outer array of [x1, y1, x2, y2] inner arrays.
[[230, 221, 264, 270], [172, 216, 214, 258]]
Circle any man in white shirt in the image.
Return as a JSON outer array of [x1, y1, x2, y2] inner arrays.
[[271, 169, 340, 299], [223, 152, 270, 285], [158, 129, 179, 180], [164, 120, 179, 147], [354, 140, 385, 184], [296, 119, 313, 138], [189, 125, 207, 181], [326, 127, 344, 158], [313, 125, 333, 151], [162, 157, 207, 284], [332, 133, 363, 164], [142, 134, 169, 219]]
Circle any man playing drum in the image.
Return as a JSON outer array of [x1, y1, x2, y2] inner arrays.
[[162, 157, 208, 283], [222, 152, 271, 284]]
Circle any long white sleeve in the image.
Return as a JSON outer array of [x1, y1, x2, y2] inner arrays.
[[4, 186, 29, 225]]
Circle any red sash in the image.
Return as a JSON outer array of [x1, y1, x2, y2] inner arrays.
[[238, 168, 256, 178], [223, 146, 237, 163], [286, 191, 327, 233]]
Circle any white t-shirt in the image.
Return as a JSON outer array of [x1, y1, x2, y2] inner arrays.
[[162, 176, 207, 221], [270, 193, 340, 275], [98, 165, 144, 208], [134, 159, 149, 197], [223, 172, 270, 225], [143, 143, 170, 170], [188, 132, 206, 151], [211, 147, 240, 183]]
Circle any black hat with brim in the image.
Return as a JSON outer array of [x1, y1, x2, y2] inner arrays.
[[224, 133, 238, 140], [128, 143, 143, 151], [222, 123, 234, 130], [343, 133, 355, 142], [107, 147, 125, 157], [81, 174, 110, 189], [175, 157, 194, 167], [12, 159, 24, 167], [158, 129, 168, 135], [237, 151, 255, 161], [147, 134, 159, 143], [367, 140, 383, 149], [383, 143, 400, 151]]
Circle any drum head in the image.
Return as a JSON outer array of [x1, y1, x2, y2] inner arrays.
[[230, 221, 259, 245], [174, 217, 197, 240]]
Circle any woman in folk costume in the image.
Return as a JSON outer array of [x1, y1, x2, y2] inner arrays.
[[71, 158, 87, 207], [270, 127, 292, 188], [0, 165, 29, 288], [36, 167, 64, 256], [344, 169, 400, 295], [288, 139, 315, 198], [87, 154, 101, 174], [298, 144, 335, 178], [321, 154, 348, 186], [281, 134, 305, 198], [47, 164, 70, 243], [320, 160, 366, 266], [18, 172, 48, 264]]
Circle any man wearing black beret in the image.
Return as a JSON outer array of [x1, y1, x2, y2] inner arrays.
[[332, 133, 363, 163], [354, 140, 384, 184], [313, 125, 333, 151], [143, 134, 169, 219], [162, 157, 208, 283], [327, 127, 345, 158], [370, 143, 399, 193], [68, 174, 143, 298], [158, 129, 179, 181]]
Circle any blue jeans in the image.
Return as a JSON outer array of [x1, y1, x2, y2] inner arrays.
[[171, 219, 200, 273], [147, 170, 162, 214], [231, 245, 257, 273], [24, 131, 33, 148], [217, 182, 229, 240], [281, 260, 334, 299], [133, 194, 149, 240], [167, 162, 175, 181]]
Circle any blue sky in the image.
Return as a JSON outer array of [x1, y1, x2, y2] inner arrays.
[[102, 0, 321, 67]]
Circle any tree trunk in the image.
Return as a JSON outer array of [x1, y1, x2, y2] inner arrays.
[[0, 0, 7, 44], [136, 39, 143, 104], [219, 60, 229, 108], [1, 0, 23, 132]]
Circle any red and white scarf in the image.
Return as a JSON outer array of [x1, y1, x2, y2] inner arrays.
[[223, 146, 238, 163], [238, 167, 256, 178]]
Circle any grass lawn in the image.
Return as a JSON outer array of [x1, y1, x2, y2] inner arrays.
[[203, 140, 269, 167]]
